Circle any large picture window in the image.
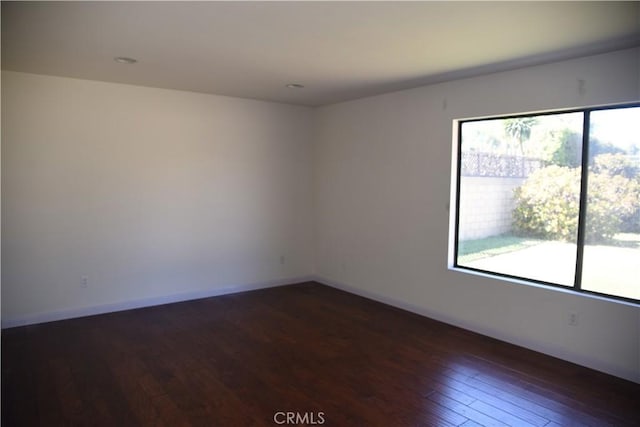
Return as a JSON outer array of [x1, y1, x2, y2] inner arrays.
[[453, 103, 640, 303]]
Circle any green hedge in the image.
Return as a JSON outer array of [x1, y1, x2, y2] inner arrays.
[[513, 157, 639, 242]]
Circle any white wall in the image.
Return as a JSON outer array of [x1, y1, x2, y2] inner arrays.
[[1, 71, 314, 326], [313, 48, 640, 382]]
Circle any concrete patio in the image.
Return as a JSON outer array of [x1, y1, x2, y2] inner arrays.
[[462, 241, 640, 300]]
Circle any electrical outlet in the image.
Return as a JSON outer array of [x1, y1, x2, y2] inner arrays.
[[568, 312, 578, 326], [280, 255, 285, 265], [81, 276, 89, 288]]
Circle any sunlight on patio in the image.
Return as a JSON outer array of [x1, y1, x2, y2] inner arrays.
[[462, 240, 639, 300], [462, 241, 575, 287]]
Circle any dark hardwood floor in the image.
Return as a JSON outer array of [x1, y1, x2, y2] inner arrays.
[[3, 282, 639, 426]]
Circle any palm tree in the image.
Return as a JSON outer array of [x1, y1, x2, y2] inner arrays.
[[504, 117, 537, 156]]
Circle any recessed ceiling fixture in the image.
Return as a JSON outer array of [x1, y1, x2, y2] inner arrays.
[[286, 83, 304, 89], [114, 56, 137, 64]]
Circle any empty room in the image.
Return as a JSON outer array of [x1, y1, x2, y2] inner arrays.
[[2, 2, 640, 426]]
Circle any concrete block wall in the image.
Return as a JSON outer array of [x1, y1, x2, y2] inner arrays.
[[458, 176, 525, 240]]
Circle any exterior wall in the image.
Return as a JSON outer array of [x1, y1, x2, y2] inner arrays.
[[458, 177, 525, 240]]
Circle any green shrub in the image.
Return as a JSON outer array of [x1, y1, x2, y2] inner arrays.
[[592, 153, 639, 179], [513, 163, 640, 242], [592, 154, 640, 232], [513, 166, 581, 241], [585, 173, 640, 239]]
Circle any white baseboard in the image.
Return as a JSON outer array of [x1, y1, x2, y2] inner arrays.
[[1, 275, 315, 329], [311, 275, 640, 384]]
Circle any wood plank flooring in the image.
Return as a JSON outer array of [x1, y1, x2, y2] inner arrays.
[[3, 282, 639, 426]]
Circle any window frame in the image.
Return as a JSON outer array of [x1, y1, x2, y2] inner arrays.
[[451, 101, 640, 306]]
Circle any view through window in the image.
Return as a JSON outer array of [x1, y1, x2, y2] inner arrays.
[[455, 104, 640, 303]]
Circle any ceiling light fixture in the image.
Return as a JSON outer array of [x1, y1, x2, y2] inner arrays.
[[286, 83, 304, 89], [114, 56, 137, 64]]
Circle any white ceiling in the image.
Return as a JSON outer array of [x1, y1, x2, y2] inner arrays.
[[2, 1, 639, 107]]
